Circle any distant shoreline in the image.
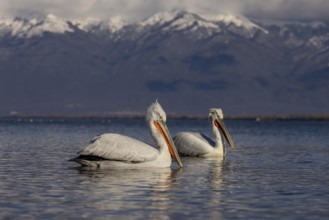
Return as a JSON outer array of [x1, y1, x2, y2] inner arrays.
[[1, 114, 329, 121]]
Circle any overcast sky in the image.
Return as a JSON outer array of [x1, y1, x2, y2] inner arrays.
[[0, 0, 329, 21]]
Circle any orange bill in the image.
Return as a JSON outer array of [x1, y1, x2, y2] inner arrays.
[[214, 119, 235, 150], [154, 120, 183, 168]]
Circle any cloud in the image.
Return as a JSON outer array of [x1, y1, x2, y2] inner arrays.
[[243, 0, 329, 21], [0, 0, 329, 21]]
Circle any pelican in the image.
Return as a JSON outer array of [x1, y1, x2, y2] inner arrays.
[[71, 101, 183, 168], [174, 108, 234, 157]]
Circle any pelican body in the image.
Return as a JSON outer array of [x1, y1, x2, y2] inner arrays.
[[71, 102, 183, 168], [174, 108, 234, 157]]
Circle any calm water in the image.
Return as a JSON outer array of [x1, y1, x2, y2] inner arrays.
[[0, 118, 328, 219]]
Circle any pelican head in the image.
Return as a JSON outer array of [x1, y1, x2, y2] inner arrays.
[[146, 100, 167, 123], [147, 101, 183, 168], [209, 108, 235, 150]]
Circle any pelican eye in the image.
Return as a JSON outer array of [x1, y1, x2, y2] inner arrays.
[[155, 112, 163, 121]]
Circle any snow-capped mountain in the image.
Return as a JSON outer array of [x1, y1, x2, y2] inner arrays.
[[139, 11, 219, 32], [0, 11, 327, 40], [0, 11, 268, 38], [0, 14, 73, 38], [0, 11, 328, 116], [72, 16, 126, 33]]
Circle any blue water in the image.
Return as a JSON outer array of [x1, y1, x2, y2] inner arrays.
[[0, 118, 328, 219]]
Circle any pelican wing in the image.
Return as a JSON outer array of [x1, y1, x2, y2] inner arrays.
[[79, 133, 159, 162], [174, 132, 215, 156]]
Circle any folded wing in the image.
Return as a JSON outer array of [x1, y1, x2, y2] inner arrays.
[[174, 132, 215, 156], [79, 133, 159, 162]]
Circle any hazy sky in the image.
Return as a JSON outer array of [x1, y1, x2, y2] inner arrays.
[[0, 0, 329, 21]]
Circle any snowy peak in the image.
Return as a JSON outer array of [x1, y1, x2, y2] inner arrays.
[[28, 14, 73, 37], [72, 17, 101, 32], [72, 17, 126, 33], [139, 11, 180, 27], [166, 11, 219, 31], [139, 11, 213, 28], [107, 17, 126, 32], [136, 11, 223, 39], [203, 14, 267, 33], [0, 14, 73, 38], [138, 11, 266, 37]]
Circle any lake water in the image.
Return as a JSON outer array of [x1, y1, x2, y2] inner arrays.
[[0, 118, 328, 219]]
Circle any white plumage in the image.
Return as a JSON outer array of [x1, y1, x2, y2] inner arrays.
[[174, 108, 235, 158], [80, 134, 159, 162], [71, 101, 183, 168]]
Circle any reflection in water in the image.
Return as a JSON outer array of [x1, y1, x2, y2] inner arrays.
[[179, 158, 226, 219], [71, 159, 228, 219], [208, 159, 224, 219], [74, 168, 182, 219]]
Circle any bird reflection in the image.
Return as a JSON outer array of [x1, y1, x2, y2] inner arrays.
[[180, 157, 226, 187], [71, 158, 230, 219], [178, 157, 227, 219], [73, 167, 182, 219]]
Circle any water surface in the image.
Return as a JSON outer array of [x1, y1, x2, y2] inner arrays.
[[0, 119, 328, 219]]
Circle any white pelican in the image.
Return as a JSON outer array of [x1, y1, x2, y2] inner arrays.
[[71, 101, 183, 168], [174, 108, 234, 157]]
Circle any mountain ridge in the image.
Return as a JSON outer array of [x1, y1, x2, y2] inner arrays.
[[0, 11, 274, 37], [0, 11, 328, 116]]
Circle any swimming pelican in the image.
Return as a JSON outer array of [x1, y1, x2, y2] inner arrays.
[[71, 102, 183, 168], [174, 108, 234, 157]]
